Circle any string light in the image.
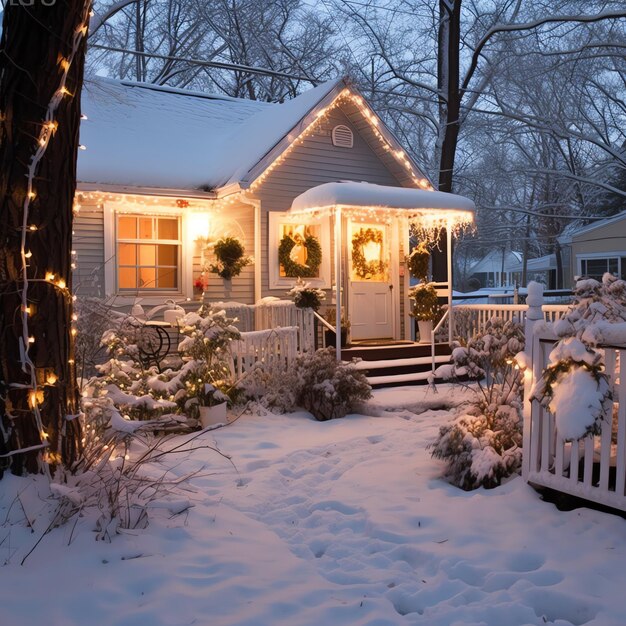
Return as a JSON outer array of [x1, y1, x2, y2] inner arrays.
[[11, 0, 92, 469]]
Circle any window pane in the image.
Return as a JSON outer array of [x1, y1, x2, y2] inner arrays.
[[581, 260, 587, 275], [118, 267, 136, 289], [118, 216, 136, 239], [585, 258, 608, 279], [138, 244, 156, 265], [158, 244, 177, 266], [621, 258, 626, 280], [157, 267, 177, 289], [138, 267, 156, 288], [609, 258, 618, 275], [118, 243, 136, 265], [138, 218, 153, 239], [158, 218, 178, 240]]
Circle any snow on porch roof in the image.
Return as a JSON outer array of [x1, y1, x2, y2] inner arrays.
[[78, 77, 342, 192], [289, 181, 475, 222]]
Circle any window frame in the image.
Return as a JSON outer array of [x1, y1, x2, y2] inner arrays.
[[104, 203, 193, 300], [577, 252, 626, 281]]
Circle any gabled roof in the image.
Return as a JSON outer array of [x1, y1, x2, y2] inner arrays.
[[469, 249, 522, 274], [77, 77, 430, 194], [506, 254, 556, 273], [559, 210, 626, 244]]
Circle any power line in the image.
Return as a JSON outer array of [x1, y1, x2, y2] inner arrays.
[[88, 44, 319, 84]]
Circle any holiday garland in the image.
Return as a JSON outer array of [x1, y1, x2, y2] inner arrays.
[[278, 234, 322, 277], [351, 228, 387, 279]]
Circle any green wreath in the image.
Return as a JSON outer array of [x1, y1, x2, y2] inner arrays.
[[278, 234, 322, 278], [351, 228, 387, 279]]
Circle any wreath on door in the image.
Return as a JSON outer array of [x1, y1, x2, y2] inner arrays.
[[351, 228, 387, 279], [278, 233, 322, 277]]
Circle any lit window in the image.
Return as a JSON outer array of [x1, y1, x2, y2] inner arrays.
[[116, 215, 180, 291]]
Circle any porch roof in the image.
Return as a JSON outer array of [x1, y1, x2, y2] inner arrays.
[[289, 181, 475, 225]]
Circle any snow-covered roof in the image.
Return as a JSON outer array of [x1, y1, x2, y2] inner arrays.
[[78, 77, 342, 191], [469, 250, 522, 274], [289, 181, 475, 218], [559, 210, 626, 244], [507, 253, 556, 273]]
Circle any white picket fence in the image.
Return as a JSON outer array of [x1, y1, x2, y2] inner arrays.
[[452, 303, 569, 340], [522, 296, 626, 511], [230, 326, 300, 378]]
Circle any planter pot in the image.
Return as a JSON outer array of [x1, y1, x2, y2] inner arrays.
[[199, 402, 228, 428], [417, 319, 433, 344], [324, 328, 348, 348]]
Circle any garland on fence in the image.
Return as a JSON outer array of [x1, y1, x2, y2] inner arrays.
[[351, 228, 387, 279], [530, 340, 611, 441], [278, 234, 322, 277]]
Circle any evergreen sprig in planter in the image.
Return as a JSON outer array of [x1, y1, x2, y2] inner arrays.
[[409, 282, 441, 343]]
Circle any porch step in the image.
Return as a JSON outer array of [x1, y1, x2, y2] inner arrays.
[[342, 342, 452, 388]]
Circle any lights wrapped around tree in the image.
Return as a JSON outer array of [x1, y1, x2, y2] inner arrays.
[[278, 233, 322, 278]]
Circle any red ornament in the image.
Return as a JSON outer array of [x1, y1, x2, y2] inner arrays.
[[176, 199, 190, 208]]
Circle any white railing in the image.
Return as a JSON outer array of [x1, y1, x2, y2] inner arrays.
[[230, 327, 300, 379], [451, 303, 569, 340], [523, 326, 626, 511], [254, 300, 315, 353]]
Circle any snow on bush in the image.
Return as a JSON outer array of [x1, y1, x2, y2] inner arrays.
[[293, 348, 371, 421], [532, 274, 621, 441], [431, 317, 525, 490], [287, 277, 326, 311]]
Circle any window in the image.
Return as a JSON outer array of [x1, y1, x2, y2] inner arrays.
[[116, 215, 181, 291], [579, 256, 624, 281]]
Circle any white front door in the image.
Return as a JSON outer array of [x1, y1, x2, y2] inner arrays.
[[348, 222, 394, 340]]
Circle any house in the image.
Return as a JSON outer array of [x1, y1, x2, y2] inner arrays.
[[74, 77, 474, 345], [468, 249, 522, 289], [506, 211, 626, 290]]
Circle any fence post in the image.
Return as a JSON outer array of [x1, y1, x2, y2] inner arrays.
[[522, 281, 544, 480]]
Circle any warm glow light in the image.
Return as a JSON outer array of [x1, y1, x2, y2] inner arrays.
[[188, 212, 211, 241], [45, 272, 55, 281], [24, 250, 32, 258], [46, 372, 58, 385], [57, 279, 66, 289], [28, 336, 35, 343], [362, 240, 381, 264]]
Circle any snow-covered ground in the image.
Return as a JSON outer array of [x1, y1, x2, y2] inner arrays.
[[1, 384, 626, 626]]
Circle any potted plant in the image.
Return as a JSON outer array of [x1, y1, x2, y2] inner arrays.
[[409, 282, 440, 343], [197, 383, 230, 428], [287, 277, 326, 311], [209, 236, 253, 280], [323, 307, 350, 348]]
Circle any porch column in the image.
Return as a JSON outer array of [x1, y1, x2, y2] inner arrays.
[[447, 223, 453, 343], [334, 206, 342, 361]]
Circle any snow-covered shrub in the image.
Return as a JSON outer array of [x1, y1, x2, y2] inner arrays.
[[293, 348, 371, 421], [431, 317, 525, 490], [237, 361, 299, 413], [531, 274, 621, 441], [287, 277, 326, 311], [430, 404, 522, 490]]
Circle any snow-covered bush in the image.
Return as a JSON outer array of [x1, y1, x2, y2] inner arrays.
[[531, 274, 622, 441], [237, 361, 299, 413], [430, 404, 522, 490], [431, 317, 525, 490], [293, 348, 371, 421]]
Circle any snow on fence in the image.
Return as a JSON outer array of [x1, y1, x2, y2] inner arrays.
[[230, 327, 299, 379], [254, 300, 315, 353], [451, 303, 569, 340], [522, 284, 626, 511]]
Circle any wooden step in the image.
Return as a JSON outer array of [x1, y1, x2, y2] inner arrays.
[[340, 341, 452, 388]]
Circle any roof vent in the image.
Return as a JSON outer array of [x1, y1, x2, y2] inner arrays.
[[332, 124, 354, 148]]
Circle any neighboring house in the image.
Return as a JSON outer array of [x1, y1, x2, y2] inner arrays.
[[74, 77, 473, 342], [468, 249, 522, 289], [506, 211, 626, 289]]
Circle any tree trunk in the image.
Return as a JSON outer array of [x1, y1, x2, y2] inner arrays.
[[0, 1, 90, 475], [432, 0, 462, 282]]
